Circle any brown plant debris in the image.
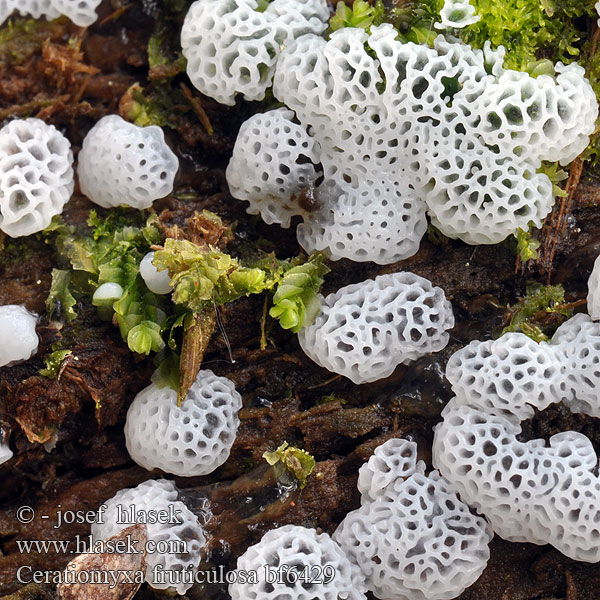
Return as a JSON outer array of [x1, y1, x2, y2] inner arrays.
[[56, 524, 147, 600]]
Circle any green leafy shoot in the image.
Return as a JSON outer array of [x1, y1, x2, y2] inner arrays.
[[538, 162, 568, 198], [269, 252, 329, 333], [39, 349, 73, 379], [330, 0, 384, 32], [46, 269, 77, 321], [147, 24, 187, 78], [514, 226, 541, 263], [53, 209, 160, 283], [263, 441, 316, 489], [501, 282, 572, 342], [121, 82, 184, 128]]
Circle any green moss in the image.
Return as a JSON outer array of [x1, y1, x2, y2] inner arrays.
[[330, 0, 385, 32], [46, 269, 77, 322], [500, 282, 572, 341], [0, 17, 66, 65], [39, 349, 73, 379], [376, 0, 594, 73], [391, 0, 444, 45], [155, 240, 329, 334], [122, 83, 184, 128], [147, 23, 187, 78], [317, 393, 346, 405], [456, 0, 594, 71], [514, 227, 541, 263], [269, 252, 329, 333], [45, 209, 167, 356], [153, 239, 284, 311], [538, 162, 569, 198], [0, 237, 35, 267], [263, 442, 316, 489]]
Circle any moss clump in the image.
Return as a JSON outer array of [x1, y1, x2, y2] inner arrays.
[[154, 240, 328, 332], [457, 0, 594, 71], [500, 282, 572, 341], [0, 17, 67, 65], [153, 239, 284, 311], [44, 210, 167, 356], [376, 0, 595, 72], [514, 227, 541, 263], [120, 82, 182, 128]]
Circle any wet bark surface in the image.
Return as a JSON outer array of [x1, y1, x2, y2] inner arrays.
[[1, 1, 600, 599]]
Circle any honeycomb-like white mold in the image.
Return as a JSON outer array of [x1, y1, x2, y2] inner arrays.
[[229, 524, 366, 600], [181, 0, 329, 106], [228, 25, 597, 261], [422, 129, 555, 245], [587, 254, 600, 321], [433, 314, 600, 562], [91, 479, 206, 594], [0, 305, 38, 367], [357, 438, 426, 503], [435, 0, 480, 29], [445, 332, 564, 425], [550, 314, 600, 418], [296, 178, 428, 264], [433, 402, 600, 561], [468, 63, 599, 166], [0, 118, 73, 237], [125, 369, 242, 476], [298, 272, 454, 384], [445, 316, 600, 424], [0, 0, 101, 26], [335, 439, 492, 600], [77, 115, 178, 209], [226, 108, 321, 227]]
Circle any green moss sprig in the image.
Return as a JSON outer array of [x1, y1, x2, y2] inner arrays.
[[263, 441, 316, 489], [269, 253, 330, 333], [39, 349, 73, 378], [500, 282, 572, 342], [46, 269, 77, 322], [513, 225, 541, 263], [153, 239, 284, 310]]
